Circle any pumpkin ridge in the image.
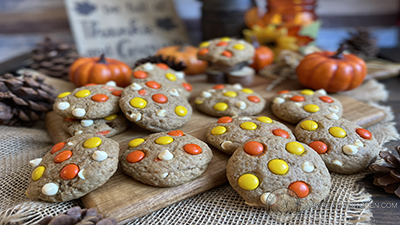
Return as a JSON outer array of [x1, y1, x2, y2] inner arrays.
[[342, 61, 355, 91], [307, 60, 327, 87]]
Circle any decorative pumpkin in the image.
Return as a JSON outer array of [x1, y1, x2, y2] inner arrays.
[[156, 45, 208, 75], [249, 36, 274, 72], [69, 54, 132, 87], [244, 6, 267, 28], [296, 45, 367, 93]]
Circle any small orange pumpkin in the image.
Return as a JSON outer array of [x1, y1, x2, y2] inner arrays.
[[69, 54, 132, 87], [244, 6, 267, 28], [296, 45, 367, 93], [156, 45, 208, 75], [249, 36, 274, 72]]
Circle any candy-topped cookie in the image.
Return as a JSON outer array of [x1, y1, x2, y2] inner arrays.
[[63, 113, 130, 137], [294, 114, 381, 174], [119, 81, 192, 132], [195, 84, 266, 117], [271, 89, 343, 124], [26, 134, 119, 202], [120, 130, 213, 187], [206, 116, 295, 155], [53, 83, 123, 119], [227, 137, 331, 211], [132, 62, 192, 99]]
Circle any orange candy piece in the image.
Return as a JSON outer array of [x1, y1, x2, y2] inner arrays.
[[156, 63, 169, 70], [146, 81, 161, 89], [309, 141, 327, 154], [213, 84, 225, 89], [356, 128, 372, 140], [91, 94, 109, 102], [152, 93, 168, 103], [54, 150, 73, 163], [51, 142, 65, 154], [290, 95, 305, 102], [244, 141, 264, 155], [133, 70, 147, 79], [168, 130, 184, 136], [247, 96, 260, 103], [138, 89, 147, 96], [182, 83, 192, 92], [272, 129, 289, 138], [126, 151, 145, 163], [84, 83, 97, 87], [319, 96, 333, 103], [184, 144, 202, 155], [112, 90, 122, 96], [217, 41, 229, 46], [218, 116, 233, 123], [277, 90, 290, 94], [60, 164, 79, 180], [96, 130, 111, 136], [102, 86, 115, 91], [222, 50, 233, 58], [198, 48, 209, 56], [288, 181, 309, 198]]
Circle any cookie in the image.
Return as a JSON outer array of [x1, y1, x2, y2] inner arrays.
[[294, 114, 381, 174], [271, 89, 343, 124], [132, 62, 192, 99], [195, 84, 266, 117], [119, 81, 192, 132], [53, 83, 123, 119], [26, 134, 119, 202], [206, 116, 295, 155], [227, 137, 331, 211], [120, 130, 213, 187], [63, 113, 130, 137]]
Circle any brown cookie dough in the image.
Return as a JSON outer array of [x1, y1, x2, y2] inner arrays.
[[227, 137, 331, 211], [294, 114, 381, 174], [195, 84, 266, 117], [119, 81, 192, 132], [120, 130, 213, 187], [26, 134, 119, 202], [132, 62, 192, 99], [63, 113, 130, 137], [206, 116, 295, 155], [271, 89, 343, 124], [53, 83, 123, 119]]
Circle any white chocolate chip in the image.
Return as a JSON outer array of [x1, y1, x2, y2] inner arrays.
[[175, 71, 185, 79], [273, 97, 285, 104], [57, 102, 70, 110], [67, 142, 74, 146], [42, 183, 59, 196], [208, 89, 216, 93], [325, 113, 339, 120], [260, 192, 277, 205], [105, 81, 116, 86], [160, 172, 169, 178], [294, 102, 303, 107], [129, 112, 142, 121], [78, 169, 85, 179], [29, 158, 42, 167], [201, 91, 212, 98], [74, 130, 83, 135], [238, 117, 252, 120], [158, 150, 173, 161], [342, 145, 358, 155], [332, 159, 343, 166], [329, 106, 340, 113], [72, 108, 86, 117], [281, 94, 292, 99], [81, 119, 93, 127], [130, 83, 142, 91], [233, 83, 243, 89], [301, 161, 315, 173], [92, 151, 108, 161], [157, 109, 166, 117], [221, 141, 235, 150], [168, 89, 180, 97], [143, 62, 154, 71], [354, 139, 364, 147], [236, 101, 247, 109], [315, 89, 327, 95]]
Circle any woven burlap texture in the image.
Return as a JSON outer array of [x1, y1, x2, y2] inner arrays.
[[0, 76, 398, 225]]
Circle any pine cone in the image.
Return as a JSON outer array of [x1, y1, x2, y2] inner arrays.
[[37, 206, 118, 225], [370, 146, 400, 198], [30, 37, 79, 81], [134, 55, 186, 71], [0, 72, 56, 126], [341, 27, 379, 59]]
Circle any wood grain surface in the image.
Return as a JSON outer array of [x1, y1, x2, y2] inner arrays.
[[45, 75, 386, 224]]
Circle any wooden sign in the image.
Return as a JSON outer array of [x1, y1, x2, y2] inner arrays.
[[64, 0, 189, 65]]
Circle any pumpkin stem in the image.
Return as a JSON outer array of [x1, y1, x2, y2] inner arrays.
[[251, 35, 260, 49], [98, 54, 107, 64], [331, 44, 347, 59]]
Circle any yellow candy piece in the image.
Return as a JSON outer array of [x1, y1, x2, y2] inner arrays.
[[238, 174, 259, 190], [32, 166, 45, 181], [300, 89, 314, 95], [155, 136, 174, 145], [175, 106, 188, 116], [233, 44, 245, 50], [223, 91, 237, 97], [268, 159, 289, 175], [303, 104, 320, 113], [214, 102, 228, 111], [240, 122, 257, 130], [211, 126, 227, 135], [75, 90, 91, 98], [104, 114, 117, 121], [329, 127, 347, 138], [195, 99, 204, 105], [128, 138, 145, 148], [199, 42, 210, 48], [57, 92, 71, 98], [165, 73, 177, 81], [220, 37, 231, 42], [286, 142, 305, 155], [83, 137, 102, 148], [257, 116, 272, 123], [300, 120, 318, 131], [130, 97, 147, 108], [241, 88, 254, 94]]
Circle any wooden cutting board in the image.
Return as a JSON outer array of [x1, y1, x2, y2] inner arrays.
[[45, 75, 386, 224]]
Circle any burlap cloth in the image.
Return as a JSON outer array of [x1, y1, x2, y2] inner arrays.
[[0, 74, 398, 225]]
